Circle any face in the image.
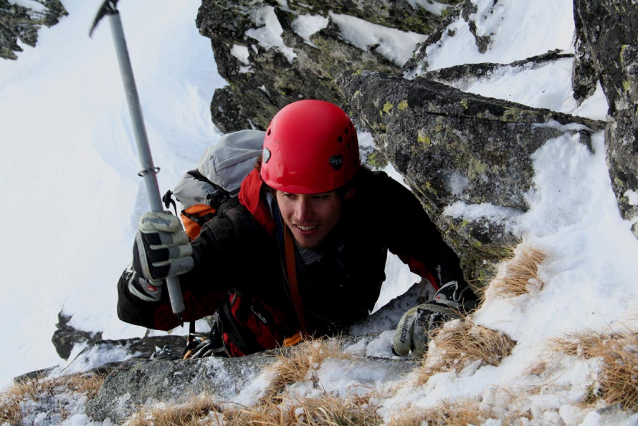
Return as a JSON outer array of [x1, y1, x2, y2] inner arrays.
[[276, 190, 352, 249]]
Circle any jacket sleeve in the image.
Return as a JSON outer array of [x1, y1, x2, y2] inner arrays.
[[371, 172, 467, 290]]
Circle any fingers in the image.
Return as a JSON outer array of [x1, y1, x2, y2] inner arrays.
[[139, 211, 183, 233], [134, 211, 194, 282]]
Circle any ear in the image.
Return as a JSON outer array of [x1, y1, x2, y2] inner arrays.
[[344, 187, 356, 200]]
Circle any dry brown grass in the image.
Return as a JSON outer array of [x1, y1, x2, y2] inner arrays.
[[125, 392, 380, 426], [0, 373, 105, 425], [125, 338, 365, 426], [418, 318, 516, 384], [549, 328, 638, 411], [232, 393, 381, 426], [387, 397, 532, 426], [126, 395, 224, 426], [262, 338, 351, 402], [486, 246, 545, 300]]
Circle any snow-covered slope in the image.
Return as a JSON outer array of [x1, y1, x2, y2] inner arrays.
[[0, 0, 223, 387]]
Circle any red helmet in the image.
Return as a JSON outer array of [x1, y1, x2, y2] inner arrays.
[[261, 100, 360, 194]]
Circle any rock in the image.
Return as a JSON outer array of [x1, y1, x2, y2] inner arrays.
[[574, 0, 638, 230], [51, 311, 102, 360], [0, 0, 67, 60], [195, 0, 458, 132], [338, 71, 605, 290], [59, 336, 188, 375], [85, 342, 418, 424]]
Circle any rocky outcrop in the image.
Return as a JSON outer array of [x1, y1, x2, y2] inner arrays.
[[195, 0, 458, 132], [338, 71, 605, 288], [52, 311, 103, 360], [84, 283, 426, 423], [573, 0, 638, 236], [85, 350, 417, 424], [0, 0, 67, 60]]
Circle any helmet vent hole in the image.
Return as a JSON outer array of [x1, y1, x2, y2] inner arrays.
[[344, 127, 349, 134], [337, 135, 343, 143], [267, 128, 272, 136]]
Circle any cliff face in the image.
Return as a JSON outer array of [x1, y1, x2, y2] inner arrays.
[[195, 0, 460, 132]]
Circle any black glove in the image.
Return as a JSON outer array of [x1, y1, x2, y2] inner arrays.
[[392, 281, 477, 357], [131, 212, 194, 302]]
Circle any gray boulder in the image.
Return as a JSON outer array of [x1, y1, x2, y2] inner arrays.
[[338, 71, 605, 289], [574, 0, 638, 237], [195, 0, 459, 132]]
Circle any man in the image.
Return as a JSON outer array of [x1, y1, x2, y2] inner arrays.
[[117, 100, 476, 357]]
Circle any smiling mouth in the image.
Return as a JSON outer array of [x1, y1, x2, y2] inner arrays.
[[295, 225, 317, 231]]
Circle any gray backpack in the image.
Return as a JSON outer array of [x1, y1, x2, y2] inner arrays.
[[164, 130, 265, 239]]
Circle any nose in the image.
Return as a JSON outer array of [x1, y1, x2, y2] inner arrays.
[[293, 196, 313, 223]]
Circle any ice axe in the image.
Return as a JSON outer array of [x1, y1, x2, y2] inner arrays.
[[90, 0, 185, 325]]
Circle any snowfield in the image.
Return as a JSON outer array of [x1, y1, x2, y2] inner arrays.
[[1, 0, 637, 424]]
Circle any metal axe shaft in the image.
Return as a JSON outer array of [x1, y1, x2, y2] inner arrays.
[[94, 3, 185, 324]]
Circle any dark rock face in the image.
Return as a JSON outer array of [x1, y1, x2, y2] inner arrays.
[[574, 0, 638, 236], [195, 0, 458, 132], [338, 71, 605, 288], [0, 0, 67, 60], [52, 311, 102, 360]]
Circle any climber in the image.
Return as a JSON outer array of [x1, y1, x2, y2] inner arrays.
[[116, 99, 477, 358]]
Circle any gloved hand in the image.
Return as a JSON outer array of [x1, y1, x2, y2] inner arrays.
[[392, 281, 477, 357], [130, 211, 194, 302]]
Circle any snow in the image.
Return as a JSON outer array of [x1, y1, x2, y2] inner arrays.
[[2, 0, 638, 424], [8, 0, 47, 13], [329, 12, 428, 67], [245, 6, 297, 63], [423, 0, 575, 70], [291, 14, 329, 48], [0, 0, 223, 388]]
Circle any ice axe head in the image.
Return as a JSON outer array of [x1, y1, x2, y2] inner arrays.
[[89, 0, 120, 37]]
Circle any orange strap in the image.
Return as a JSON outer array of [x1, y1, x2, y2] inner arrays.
[[284, 224, 309, 334], [282, 331, 304, 347]]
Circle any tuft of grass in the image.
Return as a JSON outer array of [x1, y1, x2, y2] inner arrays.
[[387, 398, 532, 426], [124, 338, 361, 426], [485, 246, 545, 300], [549, 328, 638, 411], [125, 392, 380, 426], [418, 318, 516, 384], [125, 395, 224, 426], [233, 393, 381, 426], [262, 338, 351, 402], [0, 373, 105, 425]]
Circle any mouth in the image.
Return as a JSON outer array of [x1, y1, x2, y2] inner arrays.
[[293, 224, 319, 236]]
